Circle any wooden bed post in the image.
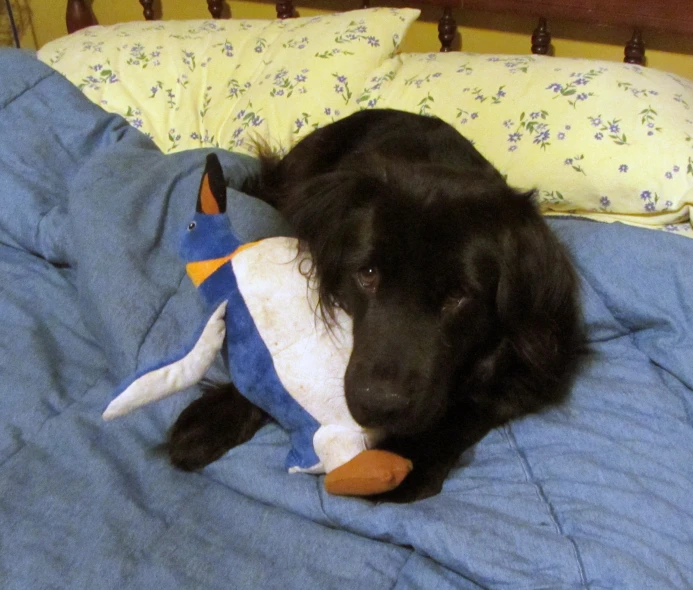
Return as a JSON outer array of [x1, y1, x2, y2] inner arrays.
[[531, 18, 552, 55], [275, 1, 296, 19], [624, 29, 646, 65], [437, 6, 457, 52], [207, 0, 224, 19], [139, 0, 155, 20], [66, 0, 98, 34]]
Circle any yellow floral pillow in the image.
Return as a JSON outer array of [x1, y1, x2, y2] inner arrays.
[[37, 8, 419, 153], [39, 20, 693, 234], [224, 9, 419, 153], [358, 53, 693, 234]]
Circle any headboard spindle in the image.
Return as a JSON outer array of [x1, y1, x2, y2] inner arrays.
[[437, 6, 457, 52], [531, 18, 552, 55], [624, 29, 646, 65], [66, 0, 97, 34], [207, 0, 225, 19], [275, 1, 297, 19], [139, 0, 155, 20]]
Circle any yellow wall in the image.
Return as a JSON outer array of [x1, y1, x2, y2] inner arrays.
[[9, 0, 693, 79]]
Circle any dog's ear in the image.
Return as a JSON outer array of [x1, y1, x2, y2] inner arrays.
[[279, 170, 380, 322], [478, 206, 581, 420]]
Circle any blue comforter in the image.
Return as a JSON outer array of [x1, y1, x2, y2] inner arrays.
[[1, 49, 692, 589]]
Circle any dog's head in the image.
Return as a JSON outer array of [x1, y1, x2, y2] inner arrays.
[[282, 158, 580, 437]]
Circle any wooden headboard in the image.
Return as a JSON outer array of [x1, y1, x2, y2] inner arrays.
[[65, 0, 692, 66]]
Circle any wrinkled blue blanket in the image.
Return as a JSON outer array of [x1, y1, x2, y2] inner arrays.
[[1, 49, 692, 589]]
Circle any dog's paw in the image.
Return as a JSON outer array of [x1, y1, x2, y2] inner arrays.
[[168, 403, 230, 471], [167, 382, 268, 471]]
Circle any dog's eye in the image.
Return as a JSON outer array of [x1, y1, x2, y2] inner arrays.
[[356, 266, 380, 294], [442, 291, 468, 313]]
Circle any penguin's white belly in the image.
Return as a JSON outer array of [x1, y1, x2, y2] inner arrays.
[[231, 237, 361, 430]]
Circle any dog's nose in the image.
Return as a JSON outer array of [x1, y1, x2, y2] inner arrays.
[[347, 384, 412, 427], [373, 388, 412, 413]]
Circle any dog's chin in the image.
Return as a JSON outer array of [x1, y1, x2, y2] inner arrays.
[[347, 395, 445, 437], [382, 415, 438, 437]]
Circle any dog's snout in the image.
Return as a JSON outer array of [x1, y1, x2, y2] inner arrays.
[[377, 390, 412, 413], [347, 383, 412, 427], [367, 385, 412, 414]]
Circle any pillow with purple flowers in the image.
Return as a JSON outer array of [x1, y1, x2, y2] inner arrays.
[[38, 8, 419, 154], [357, 52, 693, 234]]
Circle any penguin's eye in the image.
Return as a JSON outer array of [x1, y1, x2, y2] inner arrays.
[[187, 221, 197, 231]]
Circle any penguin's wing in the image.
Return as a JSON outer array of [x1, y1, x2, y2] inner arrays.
[[103, 301, 227, 420]]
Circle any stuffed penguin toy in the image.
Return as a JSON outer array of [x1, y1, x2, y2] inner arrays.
[[104, 153, 412, 496]]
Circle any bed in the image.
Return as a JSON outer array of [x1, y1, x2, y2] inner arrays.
[[1, 1, 692, 588]]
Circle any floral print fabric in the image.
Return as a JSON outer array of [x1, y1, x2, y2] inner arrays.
[[38, 9, 419, 154], [359, 53, 693, 234], [38, 14, 693, 234]]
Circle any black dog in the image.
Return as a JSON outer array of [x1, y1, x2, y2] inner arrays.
[[168, 109, 582, 502]]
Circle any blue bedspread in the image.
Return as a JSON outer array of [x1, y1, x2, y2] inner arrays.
[[1, 49, 692, 589]]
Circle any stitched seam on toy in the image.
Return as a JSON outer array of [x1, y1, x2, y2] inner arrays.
[[230, 239, 262, 259], [503, 425, 589, 589]]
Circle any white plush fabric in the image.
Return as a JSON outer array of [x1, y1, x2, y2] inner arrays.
[[103, 301, 227, 420], [232, 237, 382, 473]]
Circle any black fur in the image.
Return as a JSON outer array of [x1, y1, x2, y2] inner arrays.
[[168, 381, 268, 472], [168, 109, 582, 502]]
